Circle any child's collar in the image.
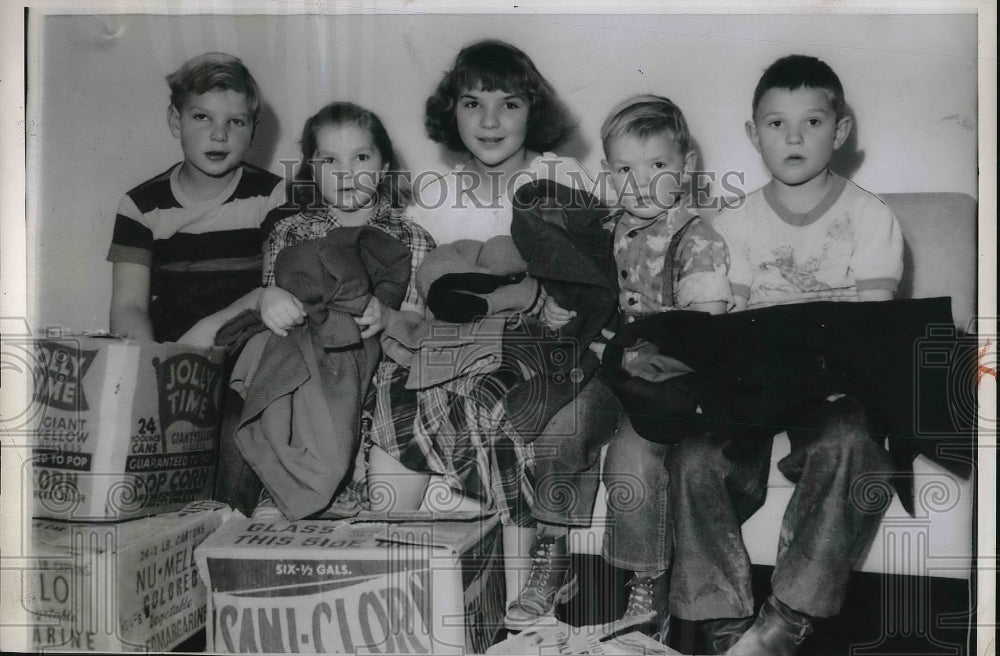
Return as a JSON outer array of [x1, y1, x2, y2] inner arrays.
[[323, 196, 392, 226], [616, 196, 695, 223], [170, 162, 244, 208], [763, 172, 847, 227]]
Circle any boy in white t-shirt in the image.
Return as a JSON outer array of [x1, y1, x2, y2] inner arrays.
[[669, 55, 903, 655]]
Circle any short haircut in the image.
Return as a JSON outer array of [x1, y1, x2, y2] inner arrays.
[[425, 39, 574, 153], [166, 52, 262, 123], [295, 101, 411, 210], [600, 94, 692, 156], [752, 54, 846, 119]]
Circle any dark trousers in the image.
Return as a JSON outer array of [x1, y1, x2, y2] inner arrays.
[[668, 396, 893, 619], [532, 376, 673, 571], [213, 388, 263, 516]]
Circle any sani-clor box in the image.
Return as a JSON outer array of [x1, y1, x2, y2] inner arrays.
[[25, 500, 232, 651], [195, 513, 505, 654], [29, 335, 225, 520]]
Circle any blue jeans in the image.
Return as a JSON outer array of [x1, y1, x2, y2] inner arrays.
[[667, 396, 893, 619], [532, 377, 672, 571]]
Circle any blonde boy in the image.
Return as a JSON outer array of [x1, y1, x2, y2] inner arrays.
[[506, 96, 731, 646], [108, 52, 284, 343]]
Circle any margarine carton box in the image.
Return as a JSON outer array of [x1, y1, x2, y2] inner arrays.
[[195, 512, 505, 654], [25, 500, 232, 652], [29, 335, 225, 520]]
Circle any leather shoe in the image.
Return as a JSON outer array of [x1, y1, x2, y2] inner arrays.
[[700, 616, 754, 654], [725, 596, 813, 656], [622, 571, 672, 644], [504, 535, 578, 629]]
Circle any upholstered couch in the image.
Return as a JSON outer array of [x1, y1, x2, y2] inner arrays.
[[569, 192, 978, 580]]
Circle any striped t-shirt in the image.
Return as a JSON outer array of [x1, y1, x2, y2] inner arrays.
[[107, 162, 285, 341]]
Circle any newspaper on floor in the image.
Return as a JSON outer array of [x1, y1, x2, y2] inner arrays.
[[486, 613, 683, 655]]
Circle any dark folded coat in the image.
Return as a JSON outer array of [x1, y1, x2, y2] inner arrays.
[[600, 297, 976, 513], [505, 179, 621, 437]]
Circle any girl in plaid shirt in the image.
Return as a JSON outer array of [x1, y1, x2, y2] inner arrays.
[[224, 102, 433, 521], [259, 102, 435, 333]]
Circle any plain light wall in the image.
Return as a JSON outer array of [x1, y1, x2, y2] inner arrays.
[[29, 12, 978, 331]]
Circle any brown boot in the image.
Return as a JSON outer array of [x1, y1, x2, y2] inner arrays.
[[725, 596, 813, 656], [700, 616, 755, 654]]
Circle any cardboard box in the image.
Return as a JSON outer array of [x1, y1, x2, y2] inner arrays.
[[25, 500, 232, 651], [29, 335, 226, 520], [195, 513, 505, 654]]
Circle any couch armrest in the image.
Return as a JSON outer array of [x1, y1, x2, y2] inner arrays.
[[883, 193, 977, 330]]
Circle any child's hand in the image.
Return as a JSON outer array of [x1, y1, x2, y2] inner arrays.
[[541, 295, 577, 330], [258, 286, 306, 336], [355, 296, 389, 339], [588, 329, 617, 362], [176, 317, 220, 348]]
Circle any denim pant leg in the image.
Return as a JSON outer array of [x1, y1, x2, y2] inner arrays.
[[668, 435, 772, 621], [601, 417, 672, 572], [771, 396, 893, 617], [532, 376, 623, 527], [212, 387, 262, 516]]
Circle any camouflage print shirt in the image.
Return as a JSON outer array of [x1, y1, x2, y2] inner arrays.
[[608, 203, 732, 318]]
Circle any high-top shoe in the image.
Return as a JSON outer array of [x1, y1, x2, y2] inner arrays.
[[622, 572, 671, 645], [725, 596, 813, 656], [251, 489, 283, 519], [503, 535, 578, 630]]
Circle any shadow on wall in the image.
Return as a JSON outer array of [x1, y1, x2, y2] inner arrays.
[[830, 102, 865, 180], [558, 129, 593, 166], [246, 100, 281, 171]]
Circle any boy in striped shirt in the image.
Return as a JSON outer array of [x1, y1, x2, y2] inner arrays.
[[108, 52, 284, 343]]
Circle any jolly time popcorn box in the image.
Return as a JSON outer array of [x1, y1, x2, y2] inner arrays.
[[195, 512, 506, 654], [25, 501, 232, 652], [29, 335, 225, 520]]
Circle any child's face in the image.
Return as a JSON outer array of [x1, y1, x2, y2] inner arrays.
[[455, 86, 530, 170], [746, 86, 851, 187], [603, 131, 695, 220], [168, 89, 254, 181], [312, 123, 388, 212]]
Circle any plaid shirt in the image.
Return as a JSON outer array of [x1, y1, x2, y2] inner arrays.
[[365, 358, 535, 526], [264, 200, 436, 310]]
